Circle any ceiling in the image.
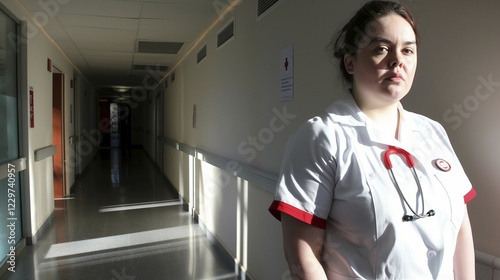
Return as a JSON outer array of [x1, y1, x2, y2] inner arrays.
[[17, 0, 221, 95]]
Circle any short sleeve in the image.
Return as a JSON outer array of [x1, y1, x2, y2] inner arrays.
[[269, 116, 337, 229], [428, 119, 476, 204], [464, 188, 476, 203]]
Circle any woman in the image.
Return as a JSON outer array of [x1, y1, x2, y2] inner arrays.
[[268, 1, 476, 279]]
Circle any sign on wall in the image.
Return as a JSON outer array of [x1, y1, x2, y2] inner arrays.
[[280, 45, 294, 102], [29, 87, 34, 128]]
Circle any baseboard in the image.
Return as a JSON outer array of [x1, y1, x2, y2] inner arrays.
[[177, 194, 250, 279], [26, 210, 55, 246], [196, 216, 252, 280]]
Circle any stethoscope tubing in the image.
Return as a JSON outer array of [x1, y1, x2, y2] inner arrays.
[[384, 146, 435, 222]]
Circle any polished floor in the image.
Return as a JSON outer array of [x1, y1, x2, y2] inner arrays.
[[1, 148, 239, 280]]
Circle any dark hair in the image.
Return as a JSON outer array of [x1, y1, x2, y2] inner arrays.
[[331, 1, 419, 86]]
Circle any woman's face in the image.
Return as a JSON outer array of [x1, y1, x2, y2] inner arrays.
[[345, 14, 417, 108]]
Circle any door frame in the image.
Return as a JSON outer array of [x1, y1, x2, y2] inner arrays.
[[17, 10, 32, 247], [155, 89, 164, 171], [0, 7, 31, 274], [52, 68, 65, 198]]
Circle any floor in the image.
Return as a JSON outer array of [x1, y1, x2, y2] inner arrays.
[[1, 148, 239, 280]]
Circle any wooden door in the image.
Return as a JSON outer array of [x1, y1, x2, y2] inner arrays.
[[53, 72, 65, 198]]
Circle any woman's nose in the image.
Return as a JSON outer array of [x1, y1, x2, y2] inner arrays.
[[389, 52, 404, 68]]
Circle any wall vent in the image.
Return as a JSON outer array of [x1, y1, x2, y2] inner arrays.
[[217, 21, 234, 48], [197, 45, 207, 63], [258, 0, 280, 17], [137, 41, 184, 54]]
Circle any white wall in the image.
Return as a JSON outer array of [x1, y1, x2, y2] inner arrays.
[[160, 0, 500, 278], [0, 0, 94, 240], [74, 75, 97, 175], [179, 0, 341, 174], [161, 1, 355, 278], [402, 0, 500, 257]]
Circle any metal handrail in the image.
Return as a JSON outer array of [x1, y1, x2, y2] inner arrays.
[[0, 157, 27, 180]]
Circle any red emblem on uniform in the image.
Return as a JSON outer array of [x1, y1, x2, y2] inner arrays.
[[434, 159, 451, 172]]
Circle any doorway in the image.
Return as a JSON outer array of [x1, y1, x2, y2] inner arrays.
[[52, 71, 65, 198], [99, 100, 132, 149], [155, 90, 164, 170]]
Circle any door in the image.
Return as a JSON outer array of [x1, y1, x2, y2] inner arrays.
[[155, 90, 163, 170], [99, 100, 111, 148], [53, 72, 65, 198], [0, 10, 23, 268], [119, 104, 131, 149]]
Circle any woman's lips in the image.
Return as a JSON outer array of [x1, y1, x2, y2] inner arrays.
[[385, 73, 404, 82]]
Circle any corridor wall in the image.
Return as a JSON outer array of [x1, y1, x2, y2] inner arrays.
[[157, 0, 500, 278], [0, 0, 96, 243], [160, 1, 354, 278]]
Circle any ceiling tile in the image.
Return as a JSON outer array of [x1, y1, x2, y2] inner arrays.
[[57, 14, 139, 31], [65, 26, 136, 52], [59, 0, 142, 18], [141, 2, 216, 20], [16, 0, 221, 88], [138, 18, 206, 42], [132, 53, 175, 66]]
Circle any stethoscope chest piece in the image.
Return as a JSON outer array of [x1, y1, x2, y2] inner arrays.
[[434, 158, 451, 172]]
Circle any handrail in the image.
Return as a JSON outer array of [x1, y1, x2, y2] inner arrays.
[[476, 250, 500, 271], [34, 145, 57, 162], [0, 158, 27, 180], [160, 137, 277, 193]]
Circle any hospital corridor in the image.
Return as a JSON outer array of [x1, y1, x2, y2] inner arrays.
[[0, 148, 238, 280], [1, 0, 500, 279]]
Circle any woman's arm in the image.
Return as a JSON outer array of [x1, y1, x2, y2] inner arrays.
[[281, 213, 328, 280], [454, 206, 475, 279]]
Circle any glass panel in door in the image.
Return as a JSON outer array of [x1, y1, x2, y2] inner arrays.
[[0, 9, 22, 268]]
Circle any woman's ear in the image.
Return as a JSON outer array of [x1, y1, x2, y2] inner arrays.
[[344, 54, 354, 74]]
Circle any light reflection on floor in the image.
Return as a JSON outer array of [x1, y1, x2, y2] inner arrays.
[[0, 148, 238, 280]]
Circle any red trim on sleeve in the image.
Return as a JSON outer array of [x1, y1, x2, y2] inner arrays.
[[268, 200, 327, 229], [464, 187, 477, 204]]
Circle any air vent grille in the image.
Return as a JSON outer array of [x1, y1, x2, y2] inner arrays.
[[258, 0, 280, 17], [137, 41, 184, 54], [217, 21, 234, 48], [197, 45, 207, 63]]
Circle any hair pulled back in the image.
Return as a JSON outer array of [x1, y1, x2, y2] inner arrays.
[[331, 1, 419, 86]]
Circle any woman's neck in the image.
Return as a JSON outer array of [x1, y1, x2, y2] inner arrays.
[[353, 94, 401, 139]]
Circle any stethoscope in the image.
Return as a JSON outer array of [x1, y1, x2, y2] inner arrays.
[[383, 146, 435, 222]]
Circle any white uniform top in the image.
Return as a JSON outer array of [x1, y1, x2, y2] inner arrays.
[[269, 94, 476, 280]]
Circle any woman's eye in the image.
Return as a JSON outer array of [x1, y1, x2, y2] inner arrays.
[[403, 48, 415, 55], [375, 46, 389, 54]]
